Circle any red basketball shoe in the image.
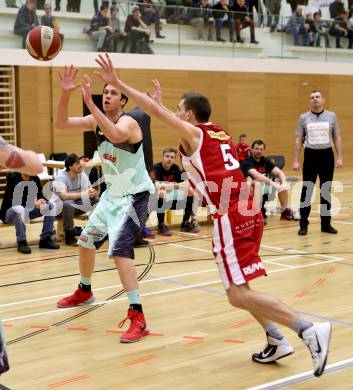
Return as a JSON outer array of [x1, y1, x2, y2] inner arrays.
[[57, 287, 95, 308], [119, 308, 149, 343]]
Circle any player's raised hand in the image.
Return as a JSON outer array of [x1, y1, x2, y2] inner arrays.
[[94, 53, 119, 86], [148, 79, 162, 105], [81, 74, 93, 105], [58, 65, 80, 93]]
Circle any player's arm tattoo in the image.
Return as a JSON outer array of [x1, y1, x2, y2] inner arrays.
[[0, 137, 26, 169]]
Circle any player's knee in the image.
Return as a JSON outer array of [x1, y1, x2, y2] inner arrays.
[[227, 284, 251, 310]]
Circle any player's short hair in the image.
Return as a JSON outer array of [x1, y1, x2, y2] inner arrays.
[[103, 84, 128, 107], [251, 139, 266, 149], [163, 147, 177, 156], [181, 92, 211, 122], [100, 4, 108, 11], [239, 133, 247, 139]]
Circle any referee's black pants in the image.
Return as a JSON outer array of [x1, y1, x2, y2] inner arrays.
[[300, 148, 334, 228]]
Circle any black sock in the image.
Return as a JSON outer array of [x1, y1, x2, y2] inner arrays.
[[130, 303, 143, 313], [79, 282, 91, 292]]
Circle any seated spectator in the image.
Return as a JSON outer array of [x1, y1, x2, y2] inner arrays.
[[189, 0, 215, 41], [235, 133, 250, 162], [14, 0, 39, 49], [305, 13, 316, 46], [330, 0, 345, 19], [54, 154, 99, 246], [88, 5, 113, 52], [140, 0, 165, 38], [154, 148, 200, 236], [41, 3, 64, 44], [125, 6, 154, 54], [213, 0, 235, 42], [284, 6, 309, 46], [0, 172, 60, 254], [232, 0, 259, 43], [105, 6, 128, 52], [313, 11, 330, 48], [329, 9, 353, 48], [241, 140, 296, 224]]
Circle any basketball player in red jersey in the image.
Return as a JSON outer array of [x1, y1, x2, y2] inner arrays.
[[94, 54, 332, 377], [0, 137, 43, 375]]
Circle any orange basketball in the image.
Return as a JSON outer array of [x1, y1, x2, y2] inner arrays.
[[26, 25, 62, 61]]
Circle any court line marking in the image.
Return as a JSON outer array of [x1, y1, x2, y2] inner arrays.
[[1, 242, 343, 316], [2, 252, 344, 323], [246, 357, 353, 390], [0, 269, 216, 308]]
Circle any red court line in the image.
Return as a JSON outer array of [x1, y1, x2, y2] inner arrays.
[[105, 329, 124, 334], [31, 325, 49, 329], [0, 261, 48, 275], [3, 324, 12, 328], [230, 319, 254, 328], [295, 289, 309, 298], [327, 267, 336, 274], [65, 327, 88, 332], [183, 336, 204, 340], [124, 354, 158, 367], [224, 339, 245, 343], [184, 339, 204, 347], [314, 277, 326, 286], [48, 374, 90, 388]]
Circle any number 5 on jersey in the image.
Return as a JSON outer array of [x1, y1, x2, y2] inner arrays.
[[220, 144, 240, 171]]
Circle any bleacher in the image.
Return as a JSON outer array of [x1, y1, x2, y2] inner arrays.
[[0, 0, 353, 62]]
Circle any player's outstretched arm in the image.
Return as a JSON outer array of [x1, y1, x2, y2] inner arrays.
[[94, 54, 200, 150], [54, 65, 95, 131], [0, 137, 43, 175]]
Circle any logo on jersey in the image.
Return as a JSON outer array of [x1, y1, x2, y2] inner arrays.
[[207, 131, 230, 141], [243, 262, 264, 276], [103, 153, 117, 163], [97, 129, 104, 136]]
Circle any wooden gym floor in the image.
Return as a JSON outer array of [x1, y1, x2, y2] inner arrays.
[[1, 171, 353, 389]]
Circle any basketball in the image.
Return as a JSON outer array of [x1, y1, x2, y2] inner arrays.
[[25, 26, 62, 61]]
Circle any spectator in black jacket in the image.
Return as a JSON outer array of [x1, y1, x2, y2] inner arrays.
[[232, 0, 259, 43], [190, 0, 215, 40], [213, 0, 235, 42], [154, 148, 200, 236], [329, 9, 353, 48], [13, 0, 39, 49], [0, 172, 60, 254], [124, 6, 152, 53]]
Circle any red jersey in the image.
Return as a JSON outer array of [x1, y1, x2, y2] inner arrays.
[[234, 142, 251, 162], [179, 122, 246, 215]]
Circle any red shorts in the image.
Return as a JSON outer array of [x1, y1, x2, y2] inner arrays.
[[212, 204, 267, 289]]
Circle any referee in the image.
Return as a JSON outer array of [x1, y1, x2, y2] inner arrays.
[[293, 90, 343, 236]]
